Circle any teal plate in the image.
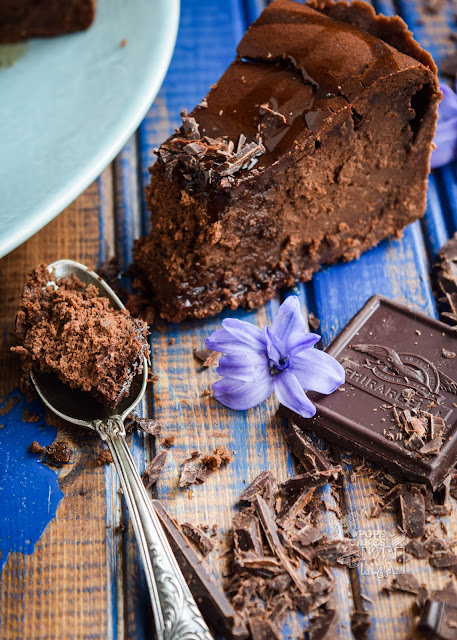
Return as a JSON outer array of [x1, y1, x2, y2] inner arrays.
[[0, 0, 179, 258]]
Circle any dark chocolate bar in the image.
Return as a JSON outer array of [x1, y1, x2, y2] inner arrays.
[[280, 295, 457, 489], [151, 500, 249, 639]]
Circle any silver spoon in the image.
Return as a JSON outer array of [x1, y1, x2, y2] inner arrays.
[[31, 259, 212, 640]]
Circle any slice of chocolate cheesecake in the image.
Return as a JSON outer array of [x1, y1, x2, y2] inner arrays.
[[0, 1, 96, 43], [133, 0, 440, 323], [12, 264, 149, 408]]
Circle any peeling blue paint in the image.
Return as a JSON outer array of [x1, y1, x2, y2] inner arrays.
[[0, 391, 64, 571]]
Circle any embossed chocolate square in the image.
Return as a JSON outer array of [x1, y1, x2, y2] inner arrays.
[[280, 295, 457, 489]]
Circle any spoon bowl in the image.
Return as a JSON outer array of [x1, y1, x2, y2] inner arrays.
[[31, 259, 147, 427]]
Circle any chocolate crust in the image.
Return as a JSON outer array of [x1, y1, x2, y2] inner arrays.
[[12, 264, 149, 408], [133, 0, 441, 323], [0, 0, 96, 43]]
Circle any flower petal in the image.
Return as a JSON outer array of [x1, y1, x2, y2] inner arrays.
[[274, 369, 316, 418], [271, 296, 307, 346], [287, 331, 321, 355], [264, 326, 285, 364], [212, 376, 273, 410], [206, 325, 263, 355], [289, 348, 345, 394], [221, 318, 266, 352], [217, 352, 270, 382]]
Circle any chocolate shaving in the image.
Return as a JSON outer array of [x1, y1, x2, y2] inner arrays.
[[194, 347, 218, 367], [179, 461, 200, 488], [240, 470, 277, 509], [181, 522, 215, 556], [399, 486, 425, 538], [405, 539, 429, 559], [135, 417, 162, 436], [283, 422, 339, 474], [308, 609, 337, 640], [315, 539, 361, 567], [351, 611, 371, 640], [247, 616, 281, 640], [419, 436, 443, 455], [254, 495, 308, 596], [384, 573, 420, 595], [142, 450, 168, 488]]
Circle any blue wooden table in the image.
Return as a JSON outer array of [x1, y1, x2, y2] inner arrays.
[[0, 1, 456, 638]]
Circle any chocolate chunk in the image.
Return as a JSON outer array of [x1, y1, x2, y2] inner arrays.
[[254, 495, 307, 597], [193, 347, 218, 367], [151, 500, 248, 639], [418, 583, 457, 640], [280, 296, 457, 489], [46, 441, 72, 464], [132, 418, 162, 436], [308, 609, 338, 640], [247, 616, 281, 640], [232, 510, 264, 557], [141, 450, 168, 488], [405, 539, 429, 559], [276, 487, 317, 530], [399, 487, 425, 539], [426, 536, 457, 568], [179, 461, 200, 488], [29, 440, 45, 454], [291, 523, 323, 547], [278, 470, 337, 495], [181, 522, 215, 557], [384, 573, 420, 595], [315, 539, 361, 567], [351, 611, 371, 640]]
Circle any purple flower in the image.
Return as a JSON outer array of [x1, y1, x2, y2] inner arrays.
[[431, 81, 457, 169], [205, 296, 345, 418]]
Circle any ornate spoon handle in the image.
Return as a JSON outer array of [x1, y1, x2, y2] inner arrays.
[[94, 417, 213, 640]]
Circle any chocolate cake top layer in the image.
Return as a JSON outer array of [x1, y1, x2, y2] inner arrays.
[[12, 264, 149, 408], [156, 0, 436, 196]]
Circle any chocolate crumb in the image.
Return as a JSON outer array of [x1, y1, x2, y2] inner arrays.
[[96, 450, 114, 466], [46, 441, 72, 464], [162, 435, 176, 448], [22, 409, 39, 423], [308, 312, 320, 331], [79, 486, 89, 496], [201, 445, 231, 469], [442, 348, 456, 358], [29, 440, 45, 454]]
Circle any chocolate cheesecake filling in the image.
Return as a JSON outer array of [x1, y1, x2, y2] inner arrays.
[[133, 0, 441, 322]]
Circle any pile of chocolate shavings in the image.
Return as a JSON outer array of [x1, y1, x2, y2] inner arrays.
[[381, 403, 447, 457], [156, 111, 265, 192], [221, 455, 355, 637]]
